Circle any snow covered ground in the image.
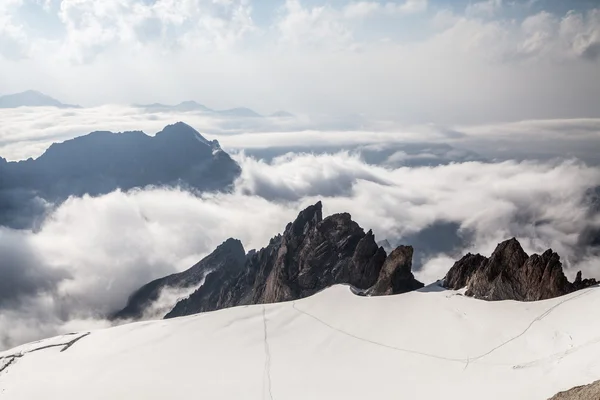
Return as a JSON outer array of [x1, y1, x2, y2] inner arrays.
[[2, 283, 600, 399]]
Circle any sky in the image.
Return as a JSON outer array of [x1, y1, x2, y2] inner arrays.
[[1, 0, 599, 123]]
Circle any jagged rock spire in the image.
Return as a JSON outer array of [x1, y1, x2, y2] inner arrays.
[[444, 238, 597, 301]]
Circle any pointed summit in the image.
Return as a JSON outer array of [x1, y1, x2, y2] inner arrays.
[[288, 201, 323, 236], [155, 122, 213, 146]]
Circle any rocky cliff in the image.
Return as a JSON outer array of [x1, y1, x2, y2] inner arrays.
[[116, 201, 424, 319], [444, 238, 597, 301]]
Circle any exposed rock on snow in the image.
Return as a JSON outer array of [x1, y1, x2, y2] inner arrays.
[[369, 245, 424, 295], [444, 238, 597, 301], [549, 380, 600, 399], [166, 201, 423, 318], [113, 239, 246, 320], [114, 201, 423, 319]]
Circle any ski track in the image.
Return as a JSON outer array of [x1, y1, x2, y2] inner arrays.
[[0, 333, 91, 376], [262, 306, 274, 400], [291, 288, 596, 367]]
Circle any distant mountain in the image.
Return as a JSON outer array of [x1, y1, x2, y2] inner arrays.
[[216, 107, 262, 118], [135, 102, 264, 118], [269, 110, 295, 118], [241, 142, 485, 168], [136, 101, 212, 113], [0, 122, 241, 228], [0, 90, 80, 108], [115, 201, 424, 320]]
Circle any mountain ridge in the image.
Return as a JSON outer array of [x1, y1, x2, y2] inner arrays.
[[0, 90, 80, 109], [443, 237, 597, 300], [115, 200, 424, 320], [0, 122, 241, 228]]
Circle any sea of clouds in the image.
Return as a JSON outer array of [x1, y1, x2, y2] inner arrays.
[[0, 107, 599, 349]]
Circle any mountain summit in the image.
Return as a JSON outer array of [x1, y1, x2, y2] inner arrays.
[[115, 201, 424, 320], [0, 90, 80, 108], [0, 122, 240, 228]]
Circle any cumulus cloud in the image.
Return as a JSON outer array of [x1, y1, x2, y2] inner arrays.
[[1, 149, 599, 349], [343, 0, 428, 20]]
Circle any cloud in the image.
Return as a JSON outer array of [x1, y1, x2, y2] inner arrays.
[[0, 149, 599, 349], [0, 0, 28, 59], [1, 106, 599, 167], [1, 2, 599, 122], [343, 0, 428, 19], [54, 0, 255, 62], [465, 0, 503, 18]]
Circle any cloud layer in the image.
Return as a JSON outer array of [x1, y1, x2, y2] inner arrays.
[[1, 106, 600, 166], [1, 149, 599, 349]]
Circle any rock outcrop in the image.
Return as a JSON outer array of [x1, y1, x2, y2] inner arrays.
[[444, 238, 597, 301], [115, 201, 423, 319], [113, 239, 246, 320], [548, 380, 600, 400], [369, 245, 424, 295]]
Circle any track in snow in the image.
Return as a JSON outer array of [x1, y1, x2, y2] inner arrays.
[[262, 306, 274, 400], [292, 288, 597, 367]]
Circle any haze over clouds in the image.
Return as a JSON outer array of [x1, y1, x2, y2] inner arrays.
[[1, 106, 600, 165], [0, 0, 599, 122]]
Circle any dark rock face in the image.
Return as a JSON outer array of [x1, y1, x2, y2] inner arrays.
[[444, 238, 597, 301], [369, 246, 424, 295], [0, 122, 241, 229], [163, 201, 423, 319], [113, 238, 246, 320]]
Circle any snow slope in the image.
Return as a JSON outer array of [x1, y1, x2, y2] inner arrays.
[[2, 283, 600, 399]]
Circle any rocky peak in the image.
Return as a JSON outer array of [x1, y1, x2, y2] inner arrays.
[[155, 121, 214, 147], [162, 201, 424, 319], [112, 238, 246, 320], [288, 201, 323, 236], [444, 238, 597, 301]]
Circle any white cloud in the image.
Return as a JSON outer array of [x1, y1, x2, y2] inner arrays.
[[560, 9, 600, 61], [465, 0, 503, 18], [0, 0, 28, 59], [1, 2, 598, 122], [343, 0, 427, 19], [52, 0, 255, 62], [2, 149, 600, 348], [276, 0, 353, 48]]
